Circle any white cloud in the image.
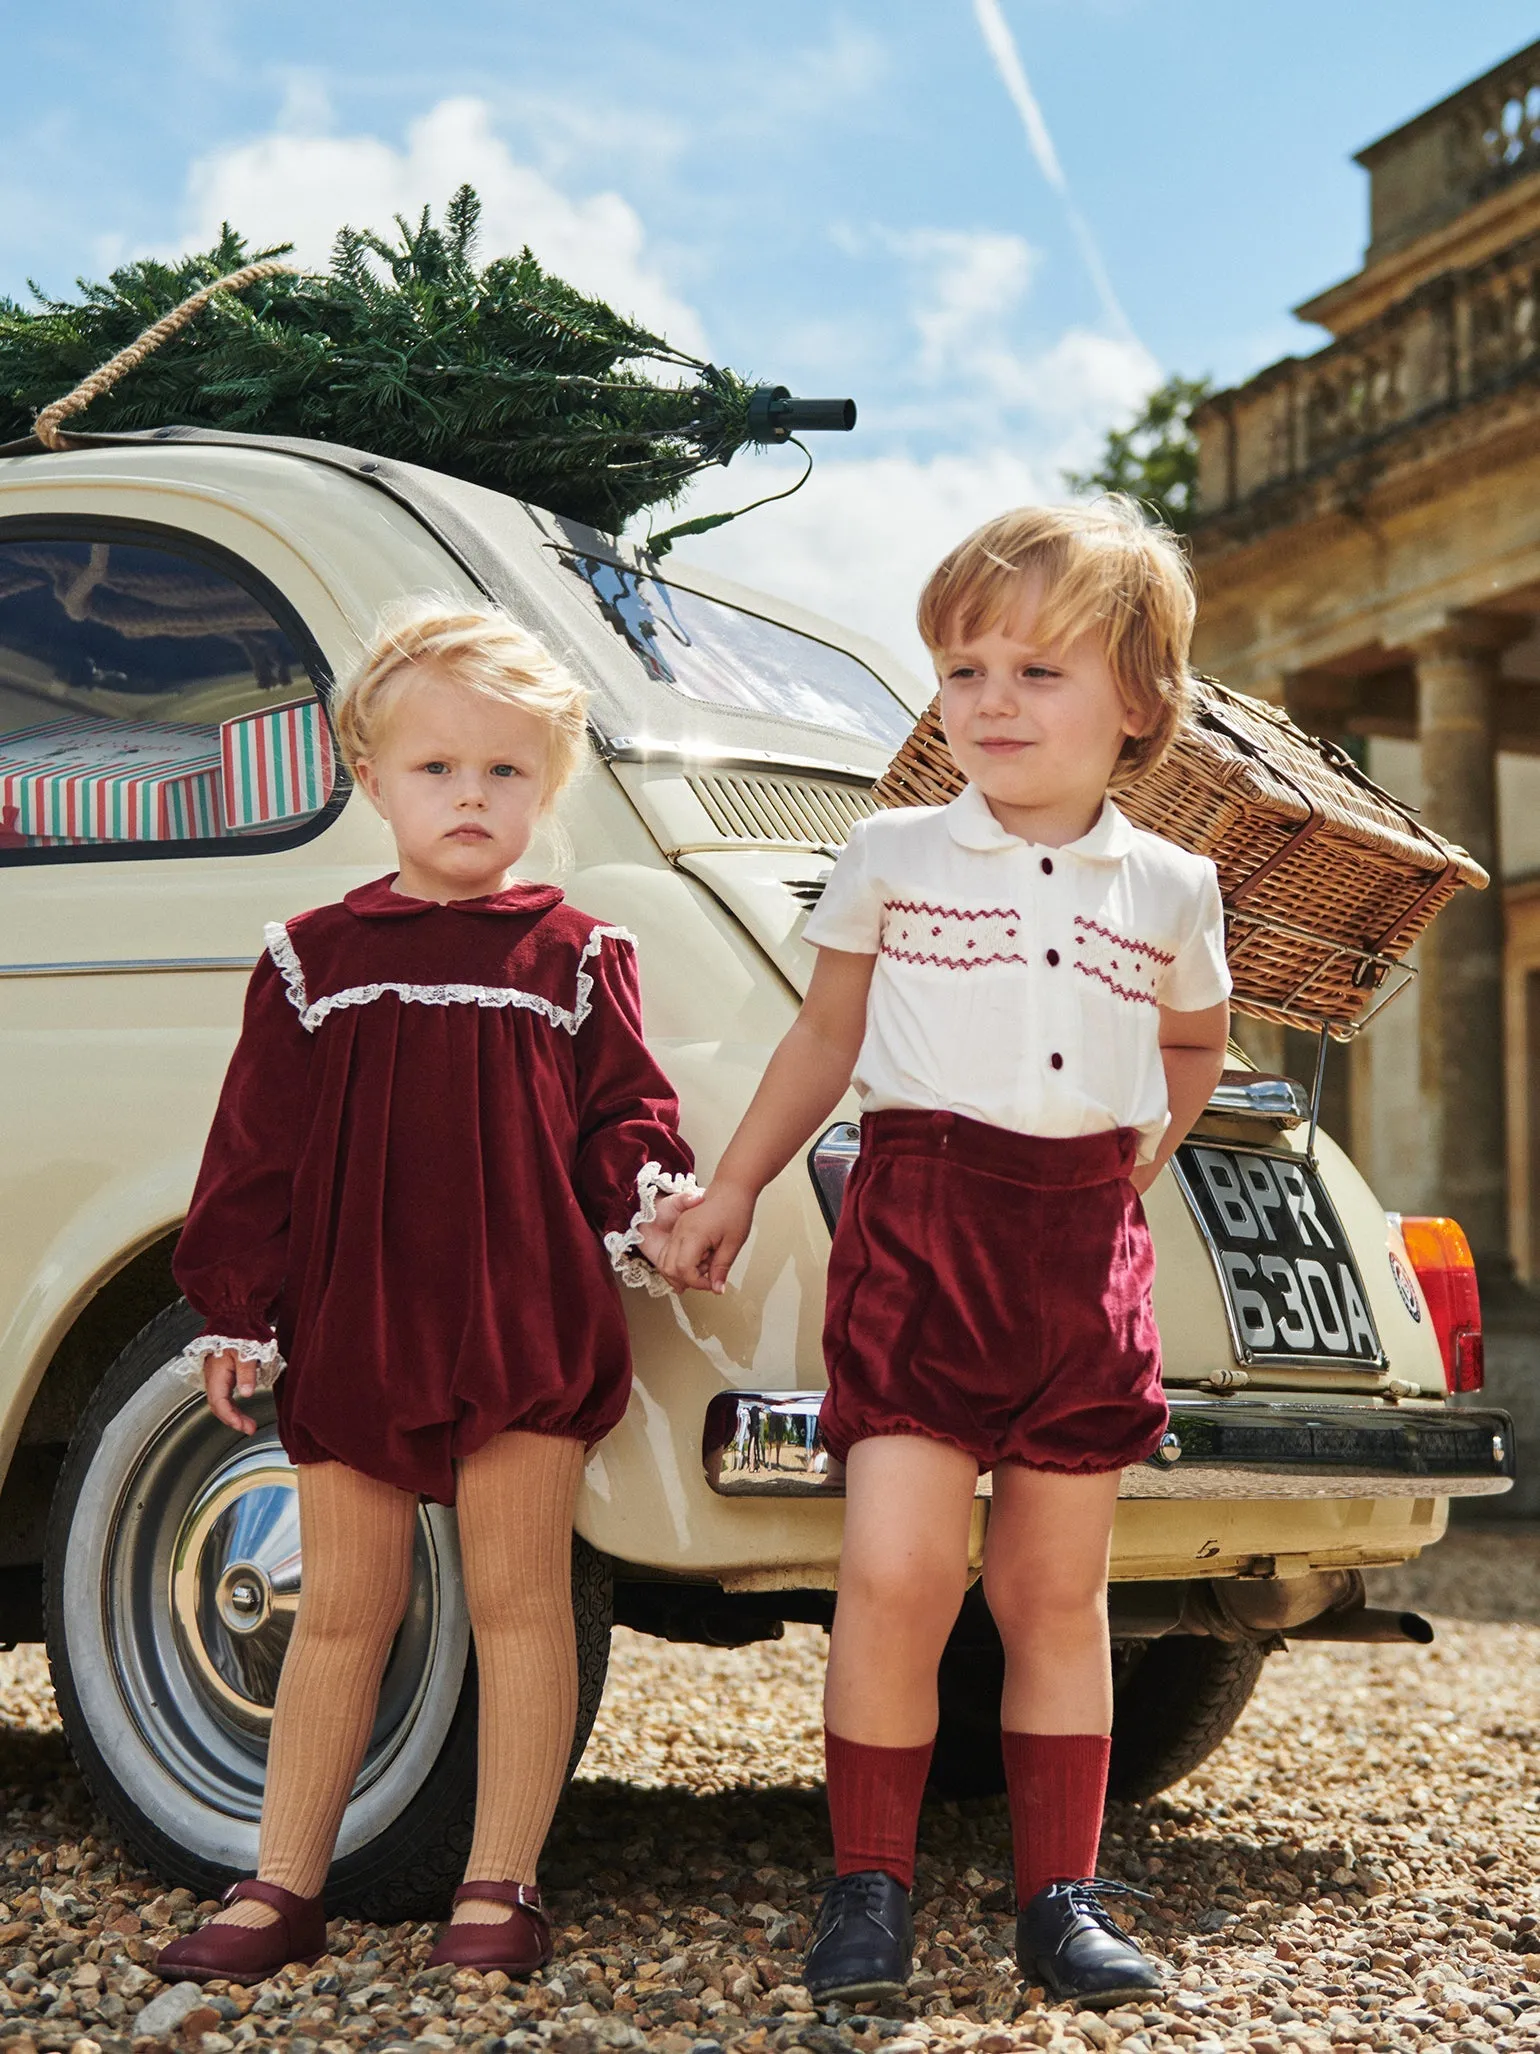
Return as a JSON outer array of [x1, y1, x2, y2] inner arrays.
[[674, 234, 1161, 675], [170, 95, 708, 354], [675, 446, 1053, 684], [890, 228, 1040, 382]]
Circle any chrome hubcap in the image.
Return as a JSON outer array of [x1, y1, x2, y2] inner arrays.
[[83, 1382, 468, 1827], [173, 1455, 304, 1733]]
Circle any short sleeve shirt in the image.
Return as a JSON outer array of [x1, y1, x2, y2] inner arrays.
[[801, 783, 1231, 1161]]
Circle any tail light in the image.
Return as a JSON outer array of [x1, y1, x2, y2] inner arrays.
[[1393, 1215, 1483, 1392]]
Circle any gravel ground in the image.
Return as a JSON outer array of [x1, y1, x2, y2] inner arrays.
[[0, 1533, 1534, 2053]]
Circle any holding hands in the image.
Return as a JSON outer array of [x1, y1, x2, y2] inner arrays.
[[656, 1180, 756, 1294], [632, 1187, 716, 1280]]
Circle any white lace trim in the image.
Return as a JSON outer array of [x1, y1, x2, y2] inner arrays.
[[167, 1333, 285, 1390], [265, 920, 639, 1036], [605, 1160, 704, 1297]]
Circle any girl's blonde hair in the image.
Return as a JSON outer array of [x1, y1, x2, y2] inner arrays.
[[916, 496, 1195, 785], [333, 599, 590, 801]]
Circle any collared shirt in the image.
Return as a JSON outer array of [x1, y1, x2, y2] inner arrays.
[[801, 783, 1231, 1160]]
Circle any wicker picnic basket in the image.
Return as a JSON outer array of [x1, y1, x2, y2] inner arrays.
[[870, 678, 1488, 1038]]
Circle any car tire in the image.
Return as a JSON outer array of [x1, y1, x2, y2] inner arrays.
[[1104, 1635, 1265, 1803], [44, 1299, 612, 1921], [926, 1584, 1264, 1804]]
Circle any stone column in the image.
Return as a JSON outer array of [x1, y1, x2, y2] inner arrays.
[[1410, 614, 1522, 1283]]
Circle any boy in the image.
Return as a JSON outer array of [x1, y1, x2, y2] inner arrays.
[[661, 499, 1231, 2010]]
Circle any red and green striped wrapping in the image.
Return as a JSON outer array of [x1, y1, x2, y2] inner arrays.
[[0, 719, 221, 841], [220, 699, 336, 831]]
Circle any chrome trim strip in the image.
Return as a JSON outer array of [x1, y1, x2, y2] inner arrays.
[[0, 955, 256, 979], [1205, 1072, 1311, 1127], [601, 738, 880, 787], [667, 839, 846, 860], [701, 1391, 1515, 1500]]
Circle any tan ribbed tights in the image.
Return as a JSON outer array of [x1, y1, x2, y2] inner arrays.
[[214, 1432, 584, 1932]]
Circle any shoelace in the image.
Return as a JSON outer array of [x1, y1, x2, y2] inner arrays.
[[1053, 1876, 1153, 1937], [812, 1872, 905, 1929]]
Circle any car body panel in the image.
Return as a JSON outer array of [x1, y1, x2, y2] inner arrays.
[[0, 437, 1491, 1599]]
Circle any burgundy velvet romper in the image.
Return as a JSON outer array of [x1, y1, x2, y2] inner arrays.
[[173, 875, 697, 1504]]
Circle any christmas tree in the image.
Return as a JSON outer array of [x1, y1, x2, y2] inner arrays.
[[0, 187, 837, 536]]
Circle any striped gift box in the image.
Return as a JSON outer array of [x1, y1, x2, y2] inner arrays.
[[0, 719, 222, 841], [220, 699, 336, 831]]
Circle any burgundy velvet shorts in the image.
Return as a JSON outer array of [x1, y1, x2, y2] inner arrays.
[[819, 1109, 1167, 1474]]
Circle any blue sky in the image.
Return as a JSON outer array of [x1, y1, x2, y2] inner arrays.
[[4, 2, 1535, 671]]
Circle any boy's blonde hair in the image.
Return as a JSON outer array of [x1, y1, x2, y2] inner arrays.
[[333, 599, 590, 800], [916, 497, 1194, 785]]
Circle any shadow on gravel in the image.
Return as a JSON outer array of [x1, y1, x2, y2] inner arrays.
[[0, 1726, 1421, 1940]]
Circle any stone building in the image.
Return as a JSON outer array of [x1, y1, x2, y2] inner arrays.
[[1190, 39, 1540, 1293]]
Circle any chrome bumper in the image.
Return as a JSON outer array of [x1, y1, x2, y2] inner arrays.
[[701, 1392, 1516, 1500]]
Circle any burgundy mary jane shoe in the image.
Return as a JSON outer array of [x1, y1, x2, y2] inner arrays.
[[427, 1881, 552, 1974], [155, 1878, 328, 1985]]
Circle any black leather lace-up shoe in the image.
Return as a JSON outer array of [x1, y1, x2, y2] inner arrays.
[[1015, 1878, 1161, 2009], [803, 1870, 915, 2005]]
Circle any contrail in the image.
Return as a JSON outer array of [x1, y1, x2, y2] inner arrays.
[[971, 0, 1139, 344]]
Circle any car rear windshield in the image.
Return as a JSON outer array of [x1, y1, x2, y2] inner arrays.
[[556, 550, 913, 748]]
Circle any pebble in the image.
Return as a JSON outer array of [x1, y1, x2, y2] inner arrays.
[[0, 1533, 1527, 2048], [131, 1977, 210, 2034]]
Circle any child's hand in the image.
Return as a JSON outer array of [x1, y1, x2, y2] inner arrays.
[[204, 1349, 260, 1436], [658, 1181, 757, 1294], [632, 1188, 704, 1275]]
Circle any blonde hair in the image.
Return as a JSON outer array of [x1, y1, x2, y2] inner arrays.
[[916, 497, 1195, 785], [333, 599, 590, 801]]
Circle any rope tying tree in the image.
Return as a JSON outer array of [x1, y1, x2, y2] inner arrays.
[[2, 189, 853, 536], [31, 259, 297, 450]]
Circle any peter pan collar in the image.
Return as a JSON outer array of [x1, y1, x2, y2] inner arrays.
[[344, 874, 567, 919], [943, 782, 1133, 863]]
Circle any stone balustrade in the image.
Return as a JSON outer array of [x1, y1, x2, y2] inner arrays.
[[1194, 230, 1540, 519], [1360, 41, 1540, 260]]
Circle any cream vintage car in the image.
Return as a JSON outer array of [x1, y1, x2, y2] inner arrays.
[[0, 428, 1515, 1917]]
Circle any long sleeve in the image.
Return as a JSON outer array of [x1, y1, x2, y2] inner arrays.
[[171, 946, 314, 1382], [571, 932, 699, 1296]]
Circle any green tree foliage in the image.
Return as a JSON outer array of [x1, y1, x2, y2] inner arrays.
[[1064, 373, 1213, 534], [0, 188, 761, 533]]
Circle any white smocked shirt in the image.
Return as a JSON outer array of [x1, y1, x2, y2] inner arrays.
[[801, 782, 1232, 1162]]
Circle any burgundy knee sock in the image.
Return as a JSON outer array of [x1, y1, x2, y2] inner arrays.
[[824, 1728, 935, 1891], [1001, 1730, 1111, 1903]]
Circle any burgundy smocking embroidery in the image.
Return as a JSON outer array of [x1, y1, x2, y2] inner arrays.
[[1073, 916, 1174, 966], [880, 899, 1033, 973], [1075, 962, 1158, 1006], [1072, 912, 1169, 1008], [888, 900, 1018, 920]]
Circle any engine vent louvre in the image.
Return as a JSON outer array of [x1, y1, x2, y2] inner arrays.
[[687, 772, 878, 848]]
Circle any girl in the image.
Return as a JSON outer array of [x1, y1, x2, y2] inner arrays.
[[661, 500, 1231, 2012], [158, 602, 698, 1984]]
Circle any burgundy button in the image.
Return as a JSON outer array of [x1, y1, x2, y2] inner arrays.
[[1050, 1051, 1064, 1070], [1041, 856, 1054, 875], [1046, 948, 1060, 967]]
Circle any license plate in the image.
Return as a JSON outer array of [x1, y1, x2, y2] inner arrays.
[[1173, 1142, 1385, 1370]]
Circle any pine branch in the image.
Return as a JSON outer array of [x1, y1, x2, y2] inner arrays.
[[0, 187, 761, 531]]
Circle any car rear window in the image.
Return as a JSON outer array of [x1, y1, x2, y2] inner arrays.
[[0, 530, 337, 860], [556, 550, 913, 748]]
